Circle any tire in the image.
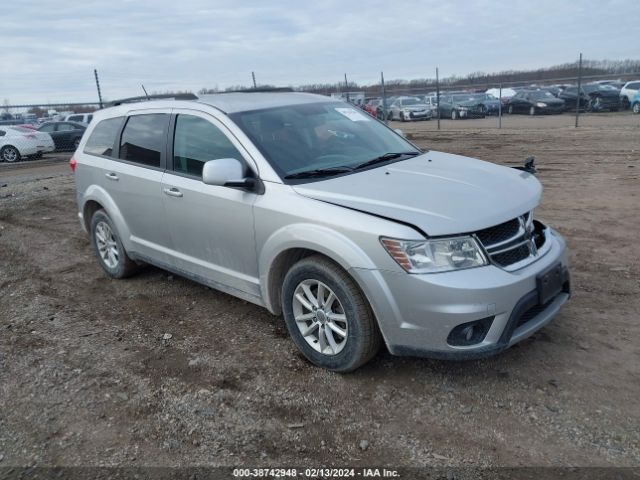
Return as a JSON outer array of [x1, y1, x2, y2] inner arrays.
[[281, 255, 382, 372], [621, 96, 629, 110], [1, 145, 21, 163], [89, 210, 139, 279], [508, 105, 513, 114], [633, 103, 640, 114], [451, 109, 458, 120], [529, 106, 536, 116], [591, 97, 601, 112]]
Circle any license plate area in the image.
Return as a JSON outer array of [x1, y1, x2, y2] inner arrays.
[[536, 262, 566, 305]]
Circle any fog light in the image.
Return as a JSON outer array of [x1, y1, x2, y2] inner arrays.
[[447, 317, 494, 346]]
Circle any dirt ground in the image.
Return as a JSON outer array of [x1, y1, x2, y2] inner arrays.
[[0, 113, 639, 469]]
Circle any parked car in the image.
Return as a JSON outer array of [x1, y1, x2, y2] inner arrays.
[[558, 84, 620, 112], [438, 93, 487, 119], [0, 126, 55, 162], [73, 92, 570, 371], [363, 98, 382, 118], [631, 91, 640, 114], [388, 96, 432, 121], [65, 113, 94, 124], [38, 121, 87, 151], [486, 87, 517, 107], [506, 90, 565, 115], [619, 80, 640, 109]]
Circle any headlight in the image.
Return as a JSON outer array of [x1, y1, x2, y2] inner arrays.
[[380, 236, 488, 273], [536, 102, 547, 107]]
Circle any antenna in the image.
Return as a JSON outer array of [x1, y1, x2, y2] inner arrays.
[[141, 84, 150, 100]]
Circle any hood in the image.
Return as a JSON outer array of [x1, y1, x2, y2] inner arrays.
[[402, 104, 429, 111], [292, 151, 542, 236]]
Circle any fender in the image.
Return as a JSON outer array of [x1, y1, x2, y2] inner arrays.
[[81, 184, 133, 252], [259, 223, 378, 314]]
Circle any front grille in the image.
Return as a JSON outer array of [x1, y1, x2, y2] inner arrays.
[[474, 212, 545, 270], [476, 218, 520, 246], [492, 243, 531, 267]]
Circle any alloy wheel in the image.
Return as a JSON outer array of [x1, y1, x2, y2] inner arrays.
[[292, 279, 348, 355], [2, 146, 19, 162], [94, 221, 119, 269]]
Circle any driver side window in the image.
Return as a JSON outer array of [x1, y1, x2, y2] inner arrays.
[[173, 115, 243, 177]]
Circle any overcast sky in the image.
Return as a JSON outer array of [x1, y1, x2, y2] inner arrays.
[[1, 0, 638, 104]]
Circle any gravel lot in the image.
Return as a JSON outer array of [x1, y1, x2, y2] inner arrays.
[[0, 113, 638, 469]]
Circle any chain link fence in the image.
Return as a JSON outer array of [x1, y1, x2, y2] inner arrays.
[[2, 64, 639, 163]]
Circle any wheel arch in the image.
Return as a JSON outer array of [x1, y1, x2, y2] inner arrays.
[[80, 185, 132, 251], [259, 225, 378, 315]]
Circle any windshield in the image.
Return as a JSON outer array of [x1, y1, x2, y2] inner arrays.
[[230, 102, 420, 181], [529, 91, 555, 99], [401, 98, 421, 106]]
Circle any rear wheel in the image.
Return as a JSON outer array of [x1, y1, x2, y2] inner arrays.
[[90, 210, 139, 279], [1, 145, 21, 163], [282, 255, 382, 372]]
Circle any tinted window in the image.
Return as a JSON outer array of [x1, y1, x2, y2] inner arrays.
[[173, 115, 243, 177], [84, 117, 123, 157], [119, 114, 169, 168], [68, 115, 82, 122], [628, 82, 640, 89], [39, 124, 55, 133], [58, 123, 76, 131]]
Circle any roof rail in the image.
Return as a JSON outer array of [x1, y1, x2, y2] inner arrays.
[[107, 93, 198, 107], [209, 87, 295, 94]]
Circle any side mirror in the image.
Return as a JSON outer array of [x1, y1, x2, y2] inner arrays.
[[394, 128, 405, 138], [202, 158, 260, 191]]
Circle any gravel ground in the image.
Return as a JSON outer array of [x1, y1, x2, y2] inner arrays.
[[0, 113, 639, 469]]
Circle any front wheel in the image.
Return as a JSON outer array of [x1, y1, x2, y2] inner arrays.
[[633, 103, 640, 114], [1, 145, 21, 163], [451, 109, 458, 120], [282, 255, 382, 372], [529, 106, 536, 116]]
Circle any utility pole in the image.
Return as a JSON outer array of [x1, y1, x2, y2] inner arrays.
[[436, 67, 440, 131], [381, 71, 388, 125], [575, 53, 583, 128], [344, 73, 350, 103], [94, 69, 103, 109], [498, 81, 502, 129], [252, 71, 257, 89]]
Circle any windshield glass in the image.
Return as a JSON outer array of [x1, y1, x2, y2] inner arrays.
[[529, 91, 555, 99], [401, 98, 421, 106], [230, 102, 420, 181]]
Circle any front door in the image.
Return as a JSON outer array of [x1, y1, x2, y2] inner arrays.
[[161, 110, 261, 299]]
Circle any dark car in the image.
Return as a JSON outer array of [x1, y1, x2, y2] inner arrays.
[[558, 84, 621, 112], [506, 90, 565, 115], [438, 93, 487, 119], [37, 121, 86, 151], [375, 96, 396, 120]]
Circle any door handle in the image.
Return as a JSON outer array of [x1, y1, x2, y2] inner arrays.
[[163, 187, 183, 198], [105, 172, 119, 181]]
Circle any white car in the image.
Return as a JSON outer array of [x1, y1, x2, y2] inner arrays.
[[64, 113, 94, 124], [620, 80, 640, 109], [389, 96, 432, 121], [0, 126, 55, 162]]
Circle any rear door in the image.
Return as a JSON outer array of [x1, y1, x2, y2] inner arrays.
[[100, 110, 174, 262], [160, 109, 261, 298]]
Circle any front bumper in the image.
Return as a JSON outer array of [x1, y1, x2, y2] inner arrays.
[[352, 228, 570, 359]]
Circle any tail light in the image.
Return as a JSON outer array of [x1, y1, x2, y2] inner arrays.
[[70, 156, 77, 173]]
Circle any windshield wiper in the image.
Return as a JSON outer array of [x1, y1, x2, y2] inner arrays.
[[353, 151, 420, 171], [284, 166, 354, 180]]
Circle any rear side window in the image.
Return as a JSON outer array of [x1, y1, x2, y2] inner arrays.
[[68, 115, 81, 122], [119, 114, 169, 168], [58, 123, 75, 131], [173, 115, 243, 177], [84, 117, 123, 157]]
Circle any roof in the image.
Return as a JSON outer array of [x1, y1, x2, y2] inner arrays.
[[195, 92, 336, 113]]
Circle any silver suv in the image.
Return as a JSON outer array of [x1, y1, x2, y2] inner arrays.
[[73, 92, 570, 372]]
